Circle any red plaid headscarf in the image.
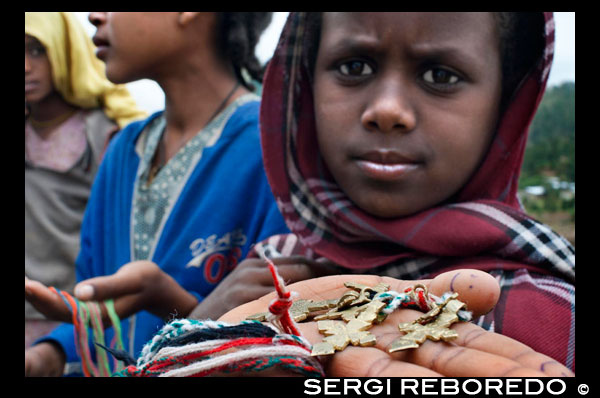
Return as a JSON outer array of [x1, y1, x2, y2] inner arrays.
[[259, 12, 574, 282]]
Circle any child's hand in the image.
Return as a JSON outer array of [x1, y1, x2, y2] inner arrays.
[[189, 256, 340, 320], [25, 276, 73, 323], [72, 261, 198, 321], [219, 271, 574, 377], [25, 261, 199, 323]]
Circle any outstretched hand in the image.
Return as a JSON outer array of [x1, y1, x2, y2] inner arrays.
[[25, 276, 73, 323], [219, 270, 574, 377], [25, 261, 198, 324]]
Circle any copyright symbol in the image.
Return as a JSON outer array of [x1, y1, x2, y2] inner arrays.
[[578, 384, 589, 395]]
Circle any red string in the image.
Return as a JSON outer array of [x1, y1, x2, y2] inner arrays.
[[49, 287, 94, 377], [265, 260, 302, 336], [416, 289, 429, 312]]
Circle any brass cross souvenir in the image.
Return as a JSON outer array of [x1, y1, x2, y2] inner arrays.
[[343, 282, 391, 306], [388, 292, 466, 352], [310, 318, 377, 356], [246, 281, 469, 358]]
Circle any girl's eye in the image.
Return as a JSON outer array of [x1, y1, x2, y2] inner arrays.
[[27, 46, 46, 57], [422, 68, 460, 85], [339, 60, 374, 77]]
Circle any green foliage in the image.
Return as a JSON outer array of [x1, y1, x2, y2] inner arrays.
[[520, 82, 575, 183], [518, 82, 575, 220]]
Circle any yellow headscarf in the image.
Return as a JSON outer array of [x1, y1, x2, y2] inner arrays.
[[25, 12, 147, 128]]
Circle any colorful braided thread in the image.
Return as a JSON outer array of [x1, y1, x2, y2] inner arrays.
[[49, 287, 125, 377], [115, 319, 324, 377], [115, 250, 323, 377], [374, 288, 473, 321]]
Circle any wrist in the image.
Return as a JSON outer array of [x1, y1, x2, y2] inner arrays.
[[28, 341, 66, 377]]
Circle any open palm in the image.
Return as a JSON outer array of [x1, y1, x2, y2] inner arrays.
[[219, 271, 573, 377]]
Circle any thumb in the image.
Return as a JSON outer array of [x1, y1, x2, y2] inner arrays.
[[74, 263, 150, 301], [427, 269, 500, 318], [74, 274, 143, 301]]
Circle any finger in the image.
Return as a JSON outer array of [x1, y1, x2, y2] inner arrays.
[[226, 284, 277, 309], [74, 274, 142, 302], [426, 270, 500, 317], [74, 261, 151, 301], [275, 263, 318, 284], [447, 322, 574, 377], [25, 278, 72, 323], [326, 346, 443, 377], [387, 338, 547, 377], [368, 310, 550, 377], [242, 257, 329, 285], [272, 256, 343, 277]]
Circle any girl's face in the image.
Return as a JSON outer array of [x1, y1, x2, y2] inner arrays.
[[25, 35, 54, 104], [313, 12, 502, 218], [88, 12, 183, 84]]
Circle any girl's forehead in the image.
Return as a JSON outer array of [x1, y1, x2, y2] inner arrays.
[[320, 12, 497, 48]]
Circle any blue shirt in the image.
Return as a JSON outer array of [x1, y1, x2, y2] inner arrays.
[[38, 98, 289, 375]]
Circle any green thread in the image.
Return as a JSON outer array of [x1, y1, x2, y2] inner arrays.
[[88, 301, 111, 376], [104, 299, 126, 358], [77, 301, 98, 376], [75, 297, 125, 376]]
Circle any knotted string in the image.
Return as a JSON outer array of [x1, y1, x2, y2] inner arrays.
[[257, 246, 303, 337]]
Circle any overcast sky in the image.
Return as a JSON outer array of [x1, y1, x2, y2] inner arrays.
[[74, 12, 575, 114]]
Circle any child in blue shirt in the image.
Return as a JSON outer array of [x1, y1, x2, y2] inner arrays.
[[24, 12, 316, 376]]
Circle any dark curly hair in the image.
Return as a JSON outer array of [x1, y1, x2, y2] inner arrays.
[[215, 12, 273, 91], [304, 12, 546, 114]]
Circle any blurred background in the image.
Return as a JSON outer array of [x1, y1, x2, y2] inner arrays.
[[74, 12, 575, 245]]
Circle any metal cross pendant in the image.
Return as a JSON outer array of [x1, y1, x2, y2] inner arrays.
[[310, 318, 377, 356], [388, 293, 466, 352], [310, 299, 386, 356]]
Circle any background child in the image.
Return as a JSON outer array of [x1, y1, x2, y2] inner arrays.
[[25, 12, 146, 348], [253, 12, 575, 372], [25, 12, 302, 377]]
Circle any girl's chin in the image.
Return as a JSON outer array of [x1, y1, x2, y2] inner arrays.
[[352, 196, 421, 219]]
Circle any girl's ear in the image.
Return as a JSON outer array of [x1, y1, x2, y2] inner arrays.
[[178, 12, 201, 26]]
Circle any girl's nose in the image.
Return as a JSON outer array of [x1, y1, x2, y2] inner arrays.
[[361, 82, 416, 134], [88, 12, 106, 27]]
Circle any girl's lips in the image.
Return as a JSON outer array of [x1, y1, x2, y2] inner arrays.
[[95, 45, 109, 60], [355, 159, 419, 181], [92, 36, 110, 60], [354, 149, 422, 181], [25, 82, 38, 93]]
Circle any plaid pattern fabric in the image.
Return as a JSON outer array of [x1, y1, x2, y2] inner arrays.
[[478, 269, 575, 372], [452, 202, 575, 281]]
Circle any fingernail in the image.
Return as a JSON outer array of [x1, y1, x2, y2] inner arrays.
[[75, 284, 94, 300]]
